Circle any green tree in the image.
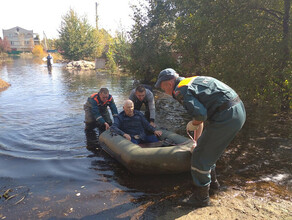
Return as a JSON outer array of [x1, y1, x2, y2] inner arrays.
[[130, 0, 291, 110], [57, 9, 98, 61], [112, 31, 131, 71], [129, 0, 177, 82]]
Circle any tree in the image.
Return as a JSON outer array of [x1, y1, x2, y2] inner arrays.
[[112, 31, 131, 71], [129, 0, 291, 110], [0, 37, 11, 53], [129, 0, 177, 82], [57, 9, 99, 61], [32, 45, 45, 57]]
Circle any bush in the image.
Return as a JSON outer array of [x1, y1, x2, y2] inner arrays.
[[32, 45, 46, 58]]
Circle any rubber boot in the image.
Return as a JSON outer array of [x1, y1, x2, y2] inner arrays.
[[210, 168, 220, 190], [181, 185, 210, 207], [84, 122, 96, 132]]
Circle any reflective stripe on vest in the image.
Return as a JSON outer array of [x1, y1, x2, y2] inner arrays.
[[90, 93, 98, 98], [191, 166, 211, 174], [177, 76, 198, 88]]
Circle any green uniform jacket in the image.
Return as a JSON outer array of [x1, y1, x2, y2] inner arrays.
[[173, 76, 238, 122]]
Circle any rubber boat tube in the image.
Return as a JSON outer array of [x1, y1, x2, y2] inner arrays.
[[99, 129, 193, 174]]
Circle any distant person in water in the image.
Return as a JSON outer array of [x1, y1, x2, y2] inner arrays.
[[84, 88, 118, 134], [111, 100, 162, 144], [47, 53, 53, 68]]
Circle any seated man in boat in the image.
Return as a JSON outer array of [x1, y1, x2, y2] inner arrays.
[[129, 85, 156, 127], [84, 88, 118, 134], [111, 100, 162, 144]]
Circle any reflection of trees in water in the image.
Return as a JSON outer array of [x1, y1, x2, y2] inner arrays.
[[60, 69, 134, 111]]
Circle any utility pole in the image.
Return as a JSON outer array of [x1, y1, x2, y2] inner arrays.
[[43, 31, 48, 51], [95, 2, 99, 30]]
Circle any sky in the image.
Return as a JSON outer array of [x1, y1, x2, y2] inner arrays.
[[1, 0, 138, 39]]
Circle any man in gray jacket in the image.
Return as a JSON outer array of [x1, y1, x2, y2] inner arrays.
[[129, 85, 156, 127]]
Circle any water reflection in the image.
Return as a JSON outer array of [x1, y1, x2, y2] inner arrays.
[[0, 58, 291, 219]]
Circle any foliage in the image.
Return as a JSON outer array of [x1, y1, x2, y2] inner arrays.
[[57, 9, 99, 61], [112, 31, 131, 71], [0, 37, 11, 53], [94, 29, 112, 58], [106, 42, 118, 72], [129, 0, 291, 111], [32, 45, 46, 58], [129, 0, 178, 82]]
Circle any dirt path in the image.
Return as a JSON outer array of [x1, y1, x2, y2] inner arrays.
[[166, 189, 292, 220]]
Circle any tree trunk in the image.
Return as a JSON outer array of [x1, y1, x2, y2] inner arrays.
[[281, 0, 290, 68]]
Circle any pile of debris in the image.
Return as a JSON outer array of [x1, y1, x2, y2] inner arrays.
[[66, 60, 95, 70]]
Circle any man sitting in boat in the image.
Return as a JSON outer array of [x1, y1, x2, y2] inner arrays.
[[129, 85, 156, 127], [111, 100, 162, 144], [84, 88, 118, 134]]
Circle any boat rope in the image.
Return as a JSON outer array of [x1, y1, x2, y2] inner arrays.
[[187, 130, 197, 153]]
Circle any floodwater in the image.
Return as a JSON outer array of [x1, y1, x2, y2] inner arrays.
[[0, 58, 291, 219]]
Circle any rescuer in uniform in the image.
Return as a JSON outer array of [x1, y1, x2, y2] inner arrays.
[[155, 68, 246, 207], [84, 88, 118, 134]]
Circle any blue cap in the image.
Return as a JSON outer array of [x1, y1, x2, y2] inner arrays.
[[155, 68, 178, 88]]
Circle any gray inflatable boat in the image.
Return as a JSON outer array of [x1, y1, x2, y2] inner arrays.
[[99, 129, 192, 174]]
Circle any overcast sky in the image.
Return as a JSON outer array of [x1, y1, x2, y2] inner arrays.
[[1, 0, 138, 39]]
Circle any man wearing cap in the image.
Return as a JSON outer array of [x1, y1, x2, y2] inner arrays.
[[155, 68, 246, 207], [129, 85, 156, 127]]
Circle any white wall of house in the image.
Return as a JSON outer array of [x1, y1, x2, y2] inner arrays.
[[2, 26, 35, 52]]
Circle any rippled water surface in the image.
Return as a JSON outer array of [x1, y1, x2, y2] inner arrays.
[[0, 58, 291, 219]]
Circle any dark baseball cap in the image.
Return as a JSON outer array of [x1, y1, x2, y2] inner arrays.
[[155, 68, 178, 88]]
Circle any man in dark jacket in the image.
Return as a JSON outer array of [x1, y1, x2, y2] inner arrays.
[[47, 53, 53, 68], [129, 85, 156, 127], [155, 68, 246, 207], [84, 88, 118, 133], [111, 100, 162, 144]]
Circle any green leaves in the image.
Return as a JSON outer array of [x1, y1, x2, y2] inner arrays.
[[57, 9, 99, 61]]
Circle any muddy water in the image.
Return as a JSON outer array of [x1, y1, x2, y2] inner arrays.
[[0, 58, 291, 219]]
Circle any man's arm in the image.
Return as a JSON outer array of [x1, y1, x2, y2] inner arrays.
[[182, 92, 207, 122], [89, 98, 106, 124], [146, 89, 156, 123], [129, 89, 136, 102], [111, 116, 125, 136], [109, 97, 118, 117], [140, 113, 156, 134]]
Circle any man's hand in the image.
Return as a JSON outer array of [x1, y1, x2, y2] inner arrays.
[[150, 121, 156, 127], [123, 133, 131, 141], [154, 130, 162, 137], [186, 121, 199, 131], [104, 122, 110, 130]]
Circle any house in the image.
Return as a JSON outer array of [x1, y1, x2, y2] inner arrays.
[[2, 26, 39, 52]]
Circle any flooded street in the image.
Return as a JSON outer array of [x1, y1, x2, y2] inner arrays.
[[0, 58, 291, 219]]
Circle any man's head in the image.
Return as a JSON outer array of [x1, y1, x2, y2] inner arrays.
[[155, 68, 179, 95], [98, 88, 109, 102], [123, 100, 134, 117], [135, 85, 146, 101]]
